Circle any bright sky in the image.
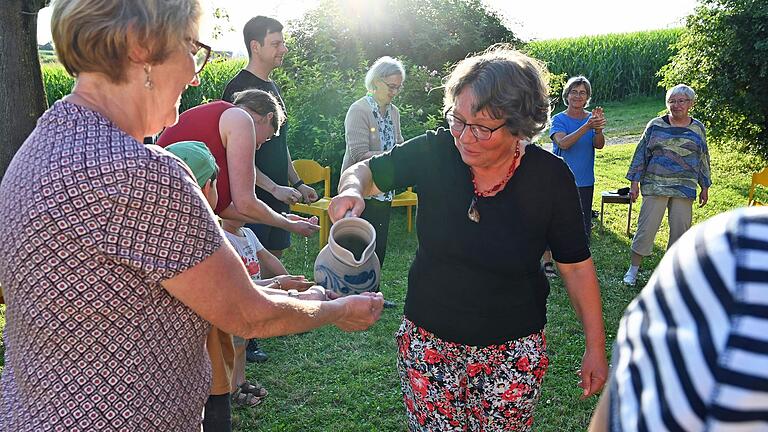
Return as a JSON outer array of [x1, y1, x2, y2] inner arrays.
[[37, 0, 699, 56]]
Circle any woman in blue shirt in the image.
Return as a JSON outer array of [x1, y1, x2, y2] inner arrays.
[[542, 76, 606, 276]]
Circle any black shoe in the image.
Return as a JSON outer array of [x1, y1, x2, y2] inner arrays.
[[383, 300, 397, 309], [246, 339, 268, 363]]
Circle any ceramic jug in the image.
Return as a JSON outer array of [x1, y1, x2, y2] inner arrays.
[[314, 216, 380, 296]]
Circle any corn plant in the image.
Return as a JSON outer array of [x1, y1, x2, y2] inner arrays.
[[524, 29, 683, 106]]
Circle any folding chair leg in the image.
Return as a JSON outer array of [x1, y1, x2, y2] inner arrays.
[[320, 213, 330, 248], [407, 206, 413, 233]]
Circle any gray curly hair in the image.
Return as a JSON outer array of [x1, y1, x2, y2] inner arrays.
[[443, 45, 550, 138]]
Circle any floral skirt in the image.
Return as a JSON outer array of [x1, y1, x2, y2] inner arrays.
[[395, 318, 549, 431]]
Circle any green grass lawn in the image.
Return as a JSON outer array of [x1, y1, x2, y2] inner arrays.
[[540, 95, 664, 145], [241, 140, 764, 431], [0, 99, 765, 430]]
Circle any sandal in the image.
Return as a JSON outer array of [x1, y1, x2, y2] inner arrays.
[[231, 388, 262, 408], [239, 381, 268, 398], [543, 262, 558, 278]]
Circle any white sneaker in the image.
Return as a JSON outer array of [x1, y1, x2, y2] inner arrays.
[[623, 269, 637, 286]]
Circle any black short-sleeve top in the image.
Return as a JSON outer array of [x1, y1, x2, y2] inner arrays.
[[369, 128, 590, 346]]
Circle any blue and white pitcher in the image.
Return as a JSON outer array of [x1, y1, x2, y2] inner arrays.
[[314, 216, 380, 296]]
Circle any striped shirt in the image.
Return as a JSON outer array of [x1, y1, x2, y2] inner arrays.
[[608, 207, 768, 431], [626, 115, 712, 199]]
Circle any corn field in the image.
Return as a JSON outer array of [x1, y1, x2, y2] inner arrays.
[[524, 29, 683, 104], [42, 28, 683, 110]]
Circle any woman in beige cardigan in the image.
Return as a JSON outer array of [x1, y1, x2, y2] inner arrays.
[[341, 56, 405, 301]]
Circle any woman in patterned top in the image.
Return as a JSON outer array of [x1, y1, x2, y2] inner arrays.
[[341, 56, 406, 272], [0, 1, 383, 430], [622, 85, 712, 286]]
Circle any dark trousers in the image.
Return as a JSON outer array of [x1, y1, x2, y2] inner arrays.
[[577, 186, 594, 246], [360, 198, 392, 270], [203, 393, 232, 432]]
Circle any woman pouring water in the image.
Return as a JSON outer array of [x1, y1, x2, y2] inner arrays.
[[328, 45, 608, 431]]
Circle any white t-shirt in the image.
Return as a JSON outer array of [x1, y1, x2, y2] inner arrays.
[[224, 227, 264, 282]]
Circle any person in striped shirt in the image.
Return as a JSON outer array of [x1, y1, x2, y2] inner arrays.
[[590, 207, 768, 431], [623, 84, 712, 286]]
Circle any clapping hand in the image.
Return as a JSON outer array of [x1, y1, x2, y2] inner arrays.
[[589, 106, 606, 131]]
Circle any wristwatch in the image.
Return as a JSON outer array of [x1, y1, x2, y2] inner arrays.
[[287, 289, 300, 298]]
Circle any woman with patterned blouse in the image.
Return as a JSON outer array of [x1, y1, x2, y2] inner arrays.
[[622, 84, 711, 286], [341, 56, 406, 272], [0, 1, 382, 429]]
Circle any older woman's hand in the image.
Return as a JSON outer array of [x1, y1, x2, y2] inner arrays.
[[629, 182, 640, 203], [328, 190, 366, 223], [699, 187, 709, 207], [578, 348, 609, 400], [332, 291, 384, 331], [587, 113, 607, 131]]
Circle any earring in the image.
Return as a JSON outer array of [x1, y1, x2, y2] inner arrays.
[[144, 64, 153, 90]]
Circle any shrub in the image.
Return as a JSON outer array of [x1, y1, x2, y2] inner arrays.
[[275, 50, 444, 190], [660, 0, 768, 158], [180, 58, 245, 111]]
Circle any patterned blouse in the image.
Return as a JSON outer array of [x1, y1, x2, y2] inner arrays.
[[365, 95, 396, 202], [626, 115, 712, 199], [0, 101, 224, 431]]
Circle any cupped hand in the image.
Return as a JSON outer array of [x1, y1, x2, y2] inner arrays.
[[327, 190, 366, 223], [274, 185, 303, 205], [300, 285, 329, 301], [333, 291, 384, 331], [629, 184, 640, 203], [298, 184, 319, 204], [578, 349, 608, 400], [275, 274, 315, 291], [288, 219, 320, 237], [284, 213, 315, 223]]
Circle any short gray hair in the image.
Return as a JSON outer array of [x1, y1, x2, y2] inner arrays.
[[666, 84, 696, 102], [443, 45, 550, 139], [562, 75, 592, 107], [364, 56, 406, 92]]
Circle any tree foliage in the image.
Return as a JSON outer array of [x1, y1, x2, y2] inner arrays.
[[288, 0, 520, 71], [266, 0, 519, 184], [0, 0, 50, 180], [661, 0, 768, 157]]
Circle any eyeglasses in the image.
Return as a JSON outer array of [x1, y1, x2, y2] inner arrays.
[[189, 38, 212, 74], [382, 81, 403, 92], [667, 99, 691, 105], [445, 110, 506, 141], [568, 90, 589, 97]]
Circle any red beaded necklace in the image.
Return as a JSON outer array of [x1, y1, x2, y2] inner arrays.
[[470, 144, 521, 197]]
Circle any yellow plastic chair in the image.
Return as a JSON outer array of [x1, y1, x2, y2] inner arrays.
[[290, 159, 332, 248], [391, 187, 418, 233], [748, 167, 768, 206]]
